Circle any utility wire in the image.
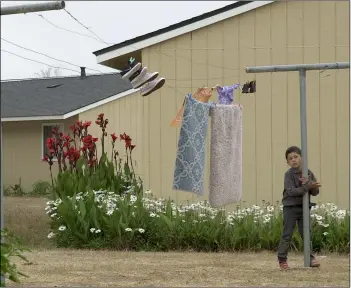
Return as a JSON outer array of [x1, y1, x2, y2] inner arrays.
[[36, 13, 105, 44], [1, 49, 81, 74], [35, 13, 241, 72], [1, 38, 103, 74], [35, 9, 335, 76], [63, 8, 111, 45], [1, 46, 240, 80]]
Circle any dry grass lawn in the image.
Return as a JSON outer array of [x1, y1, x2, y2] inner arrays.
[[8, 250, 350, 287], [4, 196, 53, 248], [4, 196, 350, 287]]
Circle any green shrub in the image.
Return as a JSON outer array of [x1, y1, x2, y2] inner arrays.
[[30, 181, 52, 197], [45, 190, 350, 253], [1, 229, 30, 286], [3, 179, 25, 197]]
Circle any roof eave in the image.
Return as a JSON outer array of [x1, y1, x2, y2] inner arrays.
[[94, 1, 273, 64], [1, 88, 138, 122]]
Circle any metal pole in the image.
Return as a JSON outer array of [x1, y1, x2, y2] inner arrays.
[[0, 123, 3, 286], [246, 62, 350, 73], [1, 1, 65, 16], [299, 69, 311, 267], [246, 61, 350, 267], [1, 4, 66, 286]]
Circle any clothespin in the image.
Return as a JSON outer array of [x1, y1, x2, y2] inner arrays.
[[241, 80, 256, 94], [241, 81, 249, 94], [249, 80, 256, 93], [211, 84, 220, 91]]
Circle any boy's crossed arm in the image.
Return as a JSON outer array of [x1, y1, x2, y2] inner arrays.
[[284, 171, 321, 197], [300, 172, 320, 196]]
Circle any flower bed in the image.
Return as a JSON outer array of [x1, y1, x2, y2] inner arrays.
[[42, 113, 349, 253], [45, 190, 350, 253]]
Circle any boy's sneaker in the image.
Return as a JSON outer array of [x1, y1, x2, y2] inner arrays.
[[119, 57, 137, 76], [132, 67, 159, 89], [311, 258, 320, 268], [278, 260, 289, 270], [140, 77, 166, 97], [131, 67, 148, 88], [121, 62, 142, 81]]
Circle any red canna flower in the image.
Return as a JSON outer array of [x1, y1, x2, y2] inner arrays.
[[83, 121, 91, 128], [120, 133, 127, 140], [98, 113, 104, 120], [125, 139, 132, 148], [52, 126, 59, 134], [111, 133, 118, 143], [89, 159, 96, 167], [42, 154, 54, 167]]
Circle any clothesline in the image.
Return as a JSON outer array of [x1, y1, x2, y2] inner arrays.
[[164, 82, 250, 109], [168, 81, 253, 127]]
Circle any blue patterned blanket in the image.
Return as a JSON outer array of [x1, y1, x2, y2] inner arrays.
[[173, 93, 212, 195]]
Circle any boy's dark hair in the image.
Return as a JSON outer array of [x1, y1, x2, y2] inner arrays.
[[285, 146, 301, 160]]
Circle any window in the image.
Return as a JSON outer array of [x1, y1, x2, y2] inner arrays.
[[42, 123, 63, 158]]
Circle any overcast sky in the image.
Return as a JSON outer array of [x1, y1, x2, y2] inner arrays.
[[1, 1, 235, 80]]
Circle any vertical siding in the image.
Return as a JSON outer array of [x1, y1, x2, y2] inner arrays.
[[86, 1, 349, 209], [335, 1, 350, 207], [159, 39, 177, 202], [270, 2, 288, 205], [3, 117, 77, 191], [319, 2, 338, 205], [239, 11, 257, 206], [255, 5, 273, 205], [303, 1, 321, 205], [151, 1, 349, 208]]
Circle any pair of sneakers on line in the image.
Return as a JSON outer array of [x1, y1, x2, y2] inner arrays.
[[120, 58, 165, 97]]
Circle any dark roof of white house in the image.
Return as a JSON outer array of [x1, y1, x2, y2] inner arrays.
[[1, 73, 132, 118]]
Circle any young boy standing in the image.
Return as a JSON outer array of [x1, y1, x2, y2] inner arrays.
[[277, 146, 321, 269]]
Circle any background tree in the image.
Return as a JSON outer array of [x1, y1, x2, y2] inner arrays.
[[34, 67, 61, 78]]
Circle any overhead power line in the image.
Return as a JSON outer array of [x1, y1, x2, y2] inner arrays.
[[63, 8, 111, 45], [36, 13, 105, 44], [1, 49, 80, 74], [1, 37, 103, 73]]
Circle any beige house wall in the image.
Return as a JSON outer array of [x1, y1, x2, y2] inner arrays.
[[78, 91, 145, 179], [3, 117, 78, 191], [83, 1, 350, 208]]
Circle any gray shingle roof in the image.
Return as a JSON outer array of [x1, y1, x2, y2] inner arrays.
[[1, 73, 132, 118]]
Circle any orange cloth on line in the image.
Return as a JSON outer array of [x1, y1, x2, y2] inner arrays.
[[170, 87, 213, 127]]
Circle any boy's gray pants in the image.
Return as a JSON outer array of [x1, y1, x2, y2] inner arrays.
[[277, 206, 314, 261]]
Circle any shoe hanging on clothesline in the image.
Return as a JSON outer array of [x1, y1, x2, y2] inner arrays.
[[119, 58, 166, 96]]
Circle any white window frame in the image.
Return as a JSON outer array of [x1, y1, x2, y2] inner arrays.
[[41, 123, 64, 161]]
